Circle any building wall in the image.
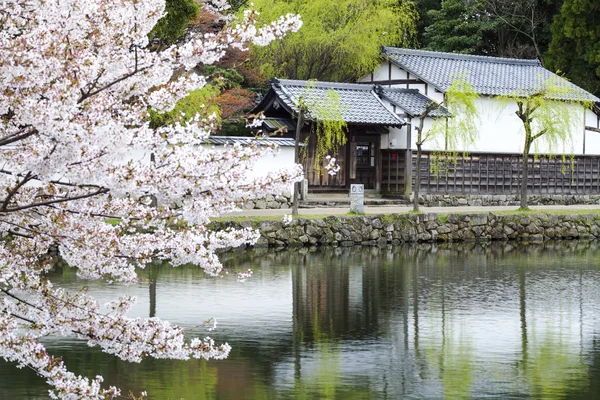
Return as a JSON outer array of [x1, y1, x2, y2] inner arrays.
[[362, 62, 600, 156], [203, 144, 296, 193]]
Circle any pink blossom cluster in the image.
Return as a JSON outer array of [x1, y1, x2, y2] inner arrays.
[[0, 0, 302, 398]]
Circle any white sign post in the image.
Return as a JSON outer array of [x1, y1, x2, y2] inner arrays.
[[350, 184, 364, 214]]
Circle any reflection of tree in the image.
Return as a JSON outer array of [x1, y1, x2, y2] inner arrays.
[[523, 331, 588, 398], [418, 252, 475, 400], [518, 263, 529, 370], [518, 262, 589, 400], [148, 262, 160, 318], [4, 241, 600, 398]]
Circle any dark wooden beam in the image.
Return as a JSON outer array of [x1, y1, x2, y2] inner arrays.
[[372, 79, 425, 86], [586, 126, 600, 133]]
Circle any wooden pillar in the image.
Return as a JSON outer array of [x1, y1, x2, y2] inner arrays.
[[375, 137, 382, 192], [404, 119, 413, 199], [349, 134, 357, 181]]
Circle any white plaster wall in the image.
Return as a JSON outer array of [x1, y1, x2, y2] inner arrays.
[[406, 97, 590, 155], [359, 63, 389, 83], [468, 98, 588, 155], [380, 131, 390, 150], [386, 126, 405, 150], [409, 117, 439, 150], [391, 66, 408, 80], [203, 145, 296, 193], [584, 109, 600, 155]]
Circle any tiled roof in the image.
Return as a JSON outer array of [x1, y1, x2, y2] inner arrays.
[[262, 117, 296, 132], [270, 79, 406, 126], [379, 88, 450, 117], [383, 47, 600, 102], [202, 136, 297, 147]]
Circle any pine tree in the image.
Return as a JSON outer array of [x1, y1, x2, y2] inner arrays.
[[423, 0, 495, 54], [546, 0, 600, 96]]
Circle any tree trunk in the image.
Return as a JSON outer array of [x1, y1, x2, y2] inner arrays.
[[520, 136, 532, 209], [292, 110, 304, 216], [413, 143, 422, 212]]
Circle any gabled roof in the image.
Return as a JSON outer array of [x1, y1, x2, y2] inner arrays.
[[383, 47, 600, 103], [378, 88, 450, 118], [256, 78, 406, 127]]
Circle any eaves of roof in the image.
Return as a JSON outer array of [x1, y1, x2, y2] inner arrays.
[[264, 78, 407, 127]]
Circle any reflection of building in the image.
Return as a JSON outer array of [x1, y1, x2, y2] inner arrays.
[[291, 248, 411, 342], [292, 259, 350, 342]]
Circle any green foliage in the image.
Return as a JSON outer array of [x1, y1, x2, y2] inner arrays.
[[545, 0, 600, 96], [500, 77, 594, 208], [148, 84, 221, 129], [503, 78, 594, 155], [217, 120, 254, 137], [427, 78, 480, 177], [247, 0, 418, 82], [296, 87, 348, 172], [149, 0, 199, 46], [413, 0, 442, 45], [444, 78, 480, 144], [312, 91, 347, 171], [200, 66, 246, 89], [423, 0, 495, 54]]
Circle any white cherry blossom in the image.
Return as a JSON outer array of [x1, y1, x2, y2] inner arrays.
[[0, 0, 302, 398]]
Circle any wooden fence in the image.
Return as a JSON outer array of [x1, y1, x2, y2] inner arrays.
[[382, 150, 408, 194], [383, 150, 600, 195]]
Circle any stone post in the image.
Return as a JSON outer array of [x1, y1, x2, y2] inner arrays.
[[300, 179, 308, 200], [350, 184, 364, 214]]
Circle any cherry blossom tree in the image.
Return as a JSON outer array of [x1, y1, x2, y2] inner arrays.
[[0, 0, 302, 398]]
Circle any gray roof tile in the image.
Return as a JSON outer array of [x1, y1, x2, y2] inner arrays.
[[383, 47, 600, 102], [271, 79, 406, 126], [379, 88, 450, 117], [202, 136, 297, 147]]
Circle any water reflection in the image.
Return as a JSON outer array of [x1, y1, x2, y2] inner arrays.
[[2, 241, 600, 399]]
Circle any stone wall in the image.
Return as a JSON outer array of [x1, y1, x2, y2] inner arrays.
[[415, 194, 600, 207], [241, 193, 292, 210], [213, 212, 600, 248]]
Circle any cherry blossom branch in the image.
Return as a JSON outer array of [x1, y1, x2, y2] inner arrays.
[[1, 187, 110, 213], [1, 171, 34, 211], [0, 127, 39, 147]]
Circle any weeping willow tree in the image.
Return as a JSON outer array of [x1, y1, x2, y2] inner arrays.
[[500, 78, 594, 210], [292, 87, 347, 214], [308, 90, 348, 172], [246, 0, 418, 82], [413, 78, 480, 212]]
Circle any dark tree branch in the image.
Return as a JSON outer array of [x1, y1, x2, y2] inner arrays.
[[1, 187, 110, 213], [0, 127, 38, 147], [1, 172, 34, 211]]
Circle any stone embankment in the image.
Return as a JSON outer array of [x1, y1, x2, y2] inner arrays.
[[242, 193, 292, 210], [416, 194, 600, 207], [244, 194, 600, 210], [213, 213, 600, 248]]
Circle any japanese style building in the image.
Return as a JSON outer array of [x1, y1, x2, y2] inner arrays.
[[253, 48, 600, 197]]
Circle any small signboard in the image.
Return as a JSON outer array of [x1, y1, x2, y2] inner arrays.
[[350, 184, 364, 214]]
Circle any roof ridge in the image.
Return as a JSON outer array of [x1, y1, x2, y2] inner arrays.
[[273, 78, 375, 91], [383, 46, 542, 66], [380, 88, 420, 94]]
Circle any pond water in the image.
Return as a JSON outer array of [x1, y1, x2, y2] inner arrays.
[[3, 241, 600, 399]]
